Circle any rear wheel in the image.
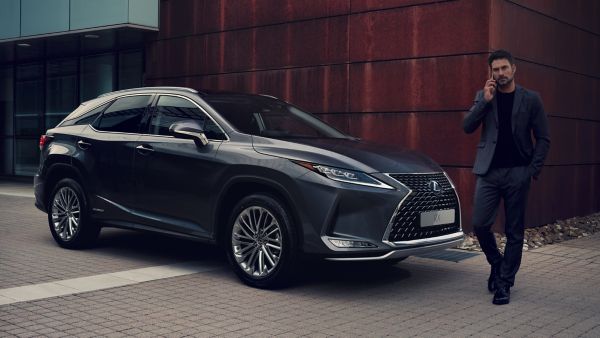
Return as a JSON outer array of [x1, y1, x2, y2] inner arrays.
[[48, 178, 99, 249], [226, 194, 297, 288]]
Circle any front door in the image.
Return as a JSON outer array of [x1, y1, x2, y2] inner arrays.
[[132, 95, 228, 238]]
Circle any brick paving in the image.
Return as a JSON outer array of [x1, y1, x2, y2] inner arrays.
[[1, 186, 599, 337]]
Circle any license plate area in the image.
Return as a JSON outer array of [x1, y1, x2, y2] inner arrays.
[[420, 209, 455, 228]]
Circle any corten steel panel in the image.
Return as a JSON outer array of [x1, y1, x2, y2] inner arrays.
[[349, 0, 489, 62], [147, 65, 349, 114], [511, 0, 600, 35], [545, 117, 600, 165], [516, 61, 600, 122], [490, 0, 600, 78], [147, 16, 349, 78], [222, 0, 350, 31], [349, 54, 489, 112], [157, 0, 350, 39], [350, 0, 448, 12], [448, 165, 600, 233], [335, 112, 479, 167]]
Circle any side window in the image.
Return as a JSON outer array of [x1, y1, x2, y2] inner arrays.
[[150, 96, 226, 140], [93, 95, 151, 133], [73, 102, 110, 126]]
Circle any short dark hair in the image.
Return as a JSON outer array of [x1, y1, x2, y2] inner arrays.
[[488, 49, 514, 66]]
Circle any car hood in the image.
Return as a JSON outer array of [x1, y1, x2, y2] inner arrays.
[[251, 136, 442, 174]]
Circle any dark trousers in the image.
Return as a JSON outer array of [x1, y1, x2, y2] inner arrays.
[[472, 166, 531, 288]]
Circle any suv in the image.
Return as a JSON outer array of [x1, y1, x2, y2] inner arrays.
[[35, 87, 463, 288]]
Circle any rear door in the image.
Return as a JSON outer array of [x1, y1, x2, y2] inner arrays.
[[77, 94, 153, 221], [131, 94, 228, 238]]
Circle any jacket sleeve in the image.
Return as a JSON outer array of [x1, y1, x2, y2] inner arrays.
[[528, 92, 551, 179], [463, 90, 491, 134]]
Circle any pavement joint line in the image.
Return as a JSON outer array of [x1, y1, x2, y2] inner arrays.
[[0, 192, 34, 198], [0, 261, 222, 306]]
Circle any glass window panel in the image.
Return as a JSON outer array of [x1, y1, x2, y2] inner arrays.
[[0, 43, 15, 63], [0, 137, 14, 175], [14, 138, 39, 176], [0, 66, 14, 137], [16, 40, 44, 61], [151, 96, 226, 140], [47, 35, 78, 58], [95, 95, 150, 133], [81, 30, 116, 54], [16, 63, 43, 136], [81, 54, 114, 101], [118, 50, 143, 90], [46, 59, 78, 130]]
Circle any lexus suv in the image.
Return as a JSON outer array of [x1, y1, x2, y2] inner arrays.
[[34, 87, 463, 288]]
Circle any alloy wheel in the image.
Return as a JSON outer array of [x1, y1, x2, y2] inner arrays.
[[51, 186, 81, 241], [231, 206, 283, 277]]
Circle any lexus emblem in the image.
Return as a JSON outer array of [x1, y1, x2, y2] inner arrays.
[[428, 180, 442, 193]]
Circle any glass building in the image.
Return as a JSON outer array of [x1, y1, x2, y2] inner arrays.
[[0, 0, 158, 176]]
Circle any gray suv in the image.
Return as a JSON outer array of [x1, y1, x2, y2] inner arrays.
[[34, 87, 463, 288]]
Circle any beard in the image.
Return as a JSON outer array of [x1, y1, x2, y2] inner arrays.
[[495, 75, 513, 88]]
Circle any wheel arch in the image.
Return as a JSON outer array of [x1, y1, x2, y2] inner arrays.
[[214, 176, 303, 249]]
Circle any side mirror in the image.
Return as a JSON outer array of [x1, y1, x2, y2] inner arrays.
[[169, 120, 209, 146]]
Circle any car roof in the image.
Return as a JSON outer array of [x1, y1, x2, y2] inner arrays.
[[96, 86, 279, 101]]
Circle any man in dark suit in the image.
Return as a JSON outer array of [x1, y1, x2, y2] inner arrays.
[[463, 49, 550, 305]]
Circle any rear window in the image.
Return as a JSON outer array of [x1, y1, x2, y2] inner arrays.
[[60, 102, 110, 127], [93, 95, 151, 133]]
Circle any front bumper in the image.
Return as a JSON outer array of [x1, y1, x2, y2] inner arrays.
[[324, 231, 464, 261]]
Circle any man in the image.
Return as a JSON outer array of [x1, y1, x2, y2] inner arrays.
[[463, 49, 550, 305]]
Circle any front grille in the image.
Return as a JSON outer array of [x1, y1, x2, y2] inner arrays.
[[386, 173, 460, 242]]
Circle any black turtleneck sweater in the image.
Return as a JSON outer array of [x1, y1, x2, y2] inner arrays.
[[490, 90, 529, 168]]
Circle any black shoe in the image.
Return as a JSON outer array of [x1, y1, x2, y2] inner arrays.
[[492, 286, 510, 305], [488, 262, 501, 293]]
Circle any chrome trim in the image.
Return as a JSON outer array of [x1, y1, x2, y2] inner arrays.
[[326, 232, 464, 261], [385, 231, 464, 248], [87, 93, 231, 142], [321, 236, 381, 251]]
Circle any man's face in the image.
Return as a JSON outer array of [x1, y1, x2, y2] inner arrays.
[[490, 58, 516, 87]]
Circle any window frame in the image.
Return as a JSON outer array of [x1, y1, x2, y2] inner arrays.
[[89, 93, 153, 135], [144, 94, 229, 141]]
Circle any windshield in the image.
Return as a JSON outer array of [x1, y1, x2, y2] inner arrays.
[[203, 95, 350, 139]]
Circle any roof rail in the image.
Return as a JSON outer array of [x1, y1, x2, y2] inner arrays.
[[97, 86, 198, 98]]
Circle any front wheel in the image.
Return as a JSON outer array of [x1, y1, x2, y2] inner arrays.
[[226, 194, 297, 288], [48, 178, 99, 249]]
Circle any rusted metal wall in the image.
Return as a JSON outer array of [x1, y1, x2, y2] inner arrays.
[[145, 0, 600, 232]]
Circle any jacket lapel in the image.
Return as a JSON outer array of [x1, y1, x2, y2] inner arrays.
[[511, 85, 524, 134]]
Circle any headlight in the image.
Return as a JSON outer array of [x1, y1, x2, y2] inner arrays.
[[294, 161, 394, 190]]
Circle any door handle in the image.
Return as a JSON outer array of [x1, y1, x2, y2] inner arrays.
[[136, 144, 154, 155], [77, 140, 91, 150]]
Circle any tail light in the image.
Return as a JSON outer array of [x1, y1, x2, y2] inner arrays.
[[39, 135, 51, 150]]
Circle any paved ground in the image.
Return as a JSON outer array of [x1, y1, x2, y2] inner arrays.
[[0, 181, 599, 337]]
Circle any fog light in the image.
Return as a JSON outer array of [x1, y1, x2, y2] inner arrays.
[[329, 239, 376, 248]]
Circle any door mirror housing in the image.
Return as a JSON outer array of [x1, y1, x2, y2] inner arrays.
[[169, 120, 209, 146]]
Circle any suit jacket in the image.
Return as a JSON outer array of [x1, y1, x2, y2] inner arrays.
[[463, 84, 551, 177]]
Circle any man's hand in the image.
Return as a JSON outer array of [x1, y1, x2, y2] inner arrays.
[[484, 75, 496, 102]]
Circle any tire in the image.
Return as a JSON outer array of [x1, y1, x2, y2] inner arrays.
[[47, 178, 99, 249], [225, 194, 298, 289]]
